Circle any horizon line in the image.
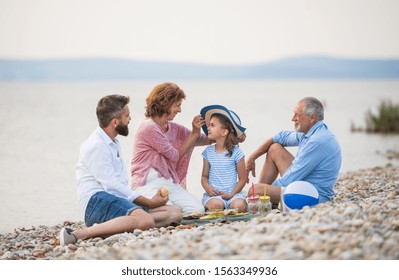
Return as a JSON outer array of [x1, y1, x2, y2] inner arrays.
[[1, 54, 399, 66]]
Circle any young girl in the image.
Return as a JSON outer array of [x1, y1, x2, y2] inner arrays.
[[200, 105, 248, 213]]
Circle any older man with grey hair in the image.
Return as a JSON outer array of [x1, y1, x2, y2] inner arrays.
[[246, 97, 342, 208]]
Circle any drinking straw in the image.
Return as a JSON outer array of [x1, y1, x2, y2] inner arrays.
[[252, 182, 255, 197], [264, 184, 267, 197]]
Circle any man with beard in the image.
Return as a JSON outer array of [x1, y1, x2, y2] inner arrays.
[[60, 94, 182, 246], [246, 97, 341, 208]]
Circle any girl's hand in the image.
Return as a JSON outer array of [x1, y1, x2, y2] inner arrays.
[[206, 186, 221, 197], [221, 192, 233, 200]]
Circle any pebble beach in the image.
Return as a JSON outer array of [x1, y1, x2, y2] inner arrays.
[[1, 166, 398, 260]]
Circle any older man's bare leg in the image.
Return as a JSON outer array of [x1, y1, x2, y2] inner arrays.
[[258, 143, 294, 184], [250, 143, 294, 207]]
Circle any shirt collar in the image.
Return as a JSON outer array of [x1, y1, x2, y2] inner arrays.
[[304, 120, 324, 138], [96, 126, 119, 145]]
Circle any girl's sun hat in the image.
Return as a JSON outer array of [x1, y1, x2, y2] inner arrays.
[[200, 104, 246, 137]]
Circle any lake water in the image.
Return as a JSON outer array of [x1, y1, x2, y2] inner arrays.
[[1, 80, 399, 233]]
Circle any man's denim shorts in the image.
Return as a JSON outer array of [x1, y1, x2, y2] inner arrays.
[[84, 191, 143, 226]]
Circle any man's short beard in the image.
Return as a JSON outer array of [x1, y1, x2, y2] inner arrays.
[[294, 125, 303, 133], [116, 124, 129, 136]]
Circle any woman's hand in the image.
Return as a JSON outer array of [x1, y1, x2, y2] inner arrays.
[[179, 115, 206, 157], [191, 114, 205, 134]]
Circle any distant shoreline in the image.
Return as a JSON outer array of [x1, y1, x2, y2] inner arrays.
[[1, 56, 399, 81]]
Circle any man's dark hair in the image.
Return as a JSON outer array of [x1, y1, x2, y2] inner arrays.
[[96, 94, 130, 128]]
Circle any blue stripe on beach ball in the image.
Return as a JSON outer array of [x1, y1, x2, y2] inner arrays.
[[283, 181, 319, 210]]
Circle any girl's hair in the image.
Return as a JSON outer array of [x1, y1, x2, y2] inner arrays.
[[96, 94, 130, 128], [145, 82, 186, 118], [212, 114, 239, 157]]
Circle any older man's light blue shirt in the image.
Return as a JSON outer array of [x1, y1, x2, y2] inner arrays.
[[272, 121, 341, 202]]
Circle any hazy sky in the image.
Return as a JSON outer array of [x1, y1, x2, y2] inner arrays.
[[1, 0, 399, 64]]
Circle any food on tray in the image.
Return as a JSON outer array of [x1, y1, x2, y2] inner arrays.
[[183, 212, 204, 220], [190, 212, 203, 218], [223, 208, 239, 215], [184, 209, 248, 221], [199, 214, 218, 219], [205, 209, 225, 218], [200, 209, 246, 219]]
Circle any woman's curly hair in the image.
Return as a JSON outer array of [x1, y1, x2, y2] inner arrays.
[[145, 82, 186, 118]]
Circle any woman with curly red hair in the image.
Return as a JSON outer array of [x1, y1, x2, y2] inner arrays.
[[130, 82, 211, 216]]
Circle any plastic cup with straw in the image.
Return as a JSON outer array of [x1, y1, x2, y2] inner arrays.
[[259, 184, 271, 215], [247, 182, 259, 214]]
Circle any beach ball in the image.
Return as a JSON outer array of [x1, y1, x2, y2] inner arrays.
[[283, 181, 319, 211]]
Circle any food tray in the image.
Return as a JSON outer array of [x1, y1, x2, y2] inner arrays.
[[181, 213, 260, 225]]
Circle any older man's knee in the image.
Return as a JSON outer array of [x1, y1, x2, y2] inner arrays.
[[268, 143, 285, 156]]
